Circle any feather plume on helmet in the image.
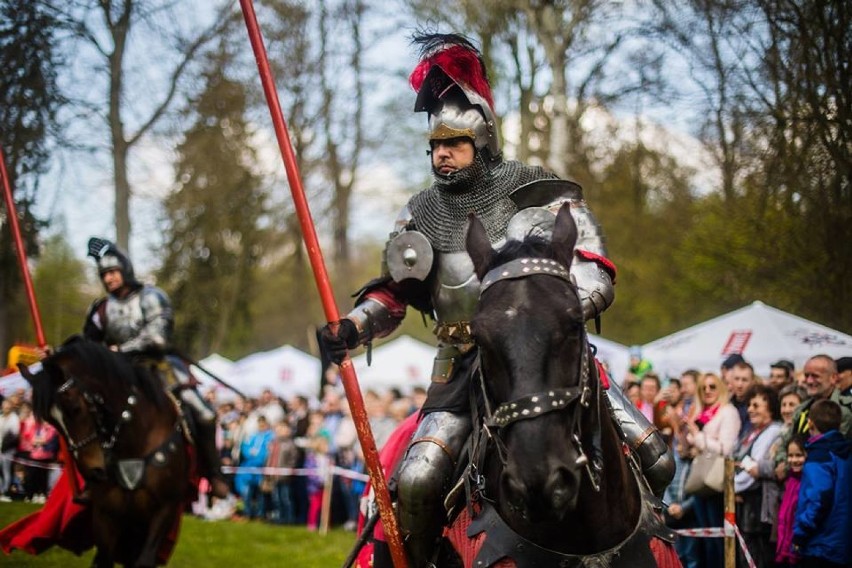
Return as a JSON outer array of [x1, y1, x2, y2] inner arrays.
[[409, 32, 502, 167], [87, 237, 140, 290]]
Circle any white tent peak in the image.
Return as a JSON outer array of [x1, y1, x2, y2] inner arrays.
[[642, 301, 852, 377], [351, 335, 435, 394]]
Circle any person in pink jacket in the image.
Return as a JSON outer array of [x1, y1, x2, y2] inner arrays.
[[685, 372, 742, 568]]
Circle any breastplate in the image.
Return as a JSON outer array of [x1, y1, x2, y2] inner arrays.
[[102, 292, 146, 346], [429, 241, 504, 325]]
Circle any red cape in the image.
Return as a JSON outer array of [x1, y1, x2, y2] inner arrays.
[[0, 469, 190, 564]]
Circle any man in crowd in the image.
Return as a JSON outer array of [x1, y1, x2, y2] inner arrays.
[[729, 359, 756, 440], [836, 356, 852, 397], [319, 32, 673, 566], [768, 359, 795, 392], [83, 237, 229, 500], [775, 354, 852, 477]]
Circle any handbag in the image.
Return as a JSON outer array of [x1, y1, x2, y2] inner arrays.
[[684, 451, 725, 496]]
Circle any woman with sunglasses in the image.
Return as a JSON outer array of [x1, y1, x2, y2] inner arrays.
[[685, 373, 742, 568]]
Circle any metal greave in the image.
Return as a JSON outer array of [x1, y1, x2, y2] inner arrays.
[[605, 386, 675, 498], [396, 411, 472, 567]]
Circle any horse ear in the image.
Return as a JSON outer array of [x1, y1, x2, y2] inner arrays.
[[466, 213, 495, 281], [18, 363, 36, 385], [551, 203, 577, 269]]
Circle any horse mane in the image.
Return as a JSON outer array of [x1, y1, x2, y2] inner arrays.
[[47, 336, 167, 411]]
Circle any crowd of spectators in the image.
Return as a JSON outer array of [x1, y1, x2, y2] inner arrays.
[[0, 392, 60, 504], [199, 377, 428, 531], [1, 348, 849, 568], [623, 350, 852, 568]]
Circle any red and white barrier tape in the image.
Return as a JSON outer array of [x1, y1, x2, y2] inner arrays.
[[220, 464, 369, 482], [674, 519, 756, 568], [5, 457, 370, 482]]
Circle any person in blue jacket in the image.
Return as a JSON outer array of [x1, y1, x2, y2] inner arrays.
[[792, 399, 852, 568]]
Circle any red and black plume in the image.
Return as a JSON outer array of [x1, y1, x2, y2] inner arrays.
[[409, 32, 495, 113]]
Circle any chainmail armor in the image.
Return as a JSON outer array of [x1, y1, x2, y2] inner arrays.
[[409, 154, 556, 252]]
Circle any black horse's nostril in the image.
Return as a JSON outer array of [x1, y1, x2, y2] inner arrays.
[[547, 467, 580, 520], [501, 469, 527, 514]]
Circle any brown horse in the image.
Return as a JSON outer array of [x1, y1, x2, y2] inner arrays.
[[21, 336, 191, 567], [445, 206, 679, 567]]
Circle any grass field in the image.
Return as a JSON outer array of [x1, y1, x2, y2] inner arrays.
[[0, 502, 356, 567]]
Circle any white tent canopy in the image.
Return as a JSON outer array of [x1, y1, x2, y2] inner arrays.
[[193, 353, 237, 401], [220, 345, 321, 400], [351, 335, 435, 394], [588, 334, 630, 387], [642, 301, 852, 378]]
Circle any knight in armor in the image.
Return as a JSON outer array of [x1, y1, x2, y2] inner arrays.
[[319, 33, 674, 567], [82, 237, 230, 501]]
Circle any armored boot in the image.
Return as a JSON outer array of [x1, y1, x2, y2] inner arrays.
[[181, 388, 230, 499], [604, 386, 675, 497], [396, 412, 472, 568]]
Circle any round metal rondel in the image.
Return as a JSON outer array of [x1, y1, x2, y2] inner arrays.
[[127, 395, 137, 406]]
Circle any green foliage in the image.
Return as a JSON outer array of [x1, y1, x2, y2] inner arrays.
[[0, 502, 353, 567], [0, 0, 63, 358], [32, 234, 92, 345], [589, 142, 698, 343], [158, 44, 269, 358]]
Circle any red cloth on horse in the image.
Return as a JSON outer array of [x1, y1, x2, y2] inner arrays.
[[0, 472, 93, 556], [0, 446, 197, 564]]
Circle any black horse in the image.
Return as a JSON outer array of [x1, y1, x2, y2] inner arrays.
[[442, 205, 679, 567], [20, 337, 191, 567]]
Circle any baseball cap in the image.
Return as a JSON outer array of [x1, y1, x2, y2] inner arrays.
[[836, 356, 852, 373], [721, 353, 745, 370], [770, 359, 795, 373]]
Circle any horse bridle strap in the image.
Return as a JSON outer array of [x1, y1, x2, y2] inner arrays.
[[486, 387, 587, 429], [479, 257, 571, 294]]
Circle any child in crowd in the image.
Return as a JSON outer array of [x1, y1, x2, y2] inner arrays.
[[792, 400, 852, 568], [305, 433, 331, 531], [775, 437, 806, 566]]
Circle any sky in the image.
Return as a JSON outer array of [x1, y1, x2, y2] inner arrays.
[[27, 1, 716, 280]]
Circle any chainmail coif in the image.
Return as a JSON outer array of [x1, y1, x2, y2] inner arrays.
[[408, 154, 556, 252]]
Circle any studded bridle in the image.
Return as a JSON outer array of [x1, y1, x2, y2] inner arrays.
[[476, 256, 602, 492], [54, 374, 138, 457]]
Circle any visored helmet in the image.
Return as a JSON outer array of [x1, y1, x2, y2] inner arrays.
[[409, 33, 501, 168], [87, 237, 138, 287]]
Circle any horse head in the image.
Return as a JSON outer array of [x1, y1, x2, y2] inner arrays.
[[19, 336, 153, 483], [467, 203, 596, 527]]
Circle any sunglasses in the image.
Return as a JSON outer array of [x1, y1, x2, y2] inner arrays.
[[703, 384, 718, 391]]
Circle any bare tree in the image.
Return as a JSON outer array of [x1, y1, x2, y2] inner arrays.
[[57, 0, 233, 250]]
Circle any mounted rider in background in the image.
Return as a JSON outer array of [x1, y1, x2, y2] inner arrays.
[[83, 237, 229, 501]]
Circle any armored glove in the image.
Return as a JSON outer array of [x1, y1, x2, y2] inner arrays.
[[319, 319, 360, 364]]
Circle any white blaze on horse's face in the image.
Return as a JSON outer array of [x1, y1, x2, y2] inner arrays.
[[50, 405, 70, 441], [504, 307, 518, 319]]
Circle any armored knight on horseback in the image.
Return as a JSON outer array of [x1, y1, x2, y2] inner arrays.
[[320, 33, 674, 568], [82, 237, 230, 501]]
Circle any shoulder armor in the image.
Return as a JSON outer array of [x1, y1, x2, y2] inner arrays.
[[506, 179, 607, 256], [509, 179, 584, 209], [383, 204, 434, 282]]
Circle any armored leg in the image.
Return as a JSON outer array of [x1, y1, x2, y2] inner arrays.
[[180, 388, 230, 499], [604, 386, 675, 497], [396, 411, 472, 568]]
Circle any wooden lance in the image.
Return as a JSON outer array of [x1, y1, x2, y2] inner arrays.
[[236, 2, 408, 566], [0, 144, 80, 495]]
